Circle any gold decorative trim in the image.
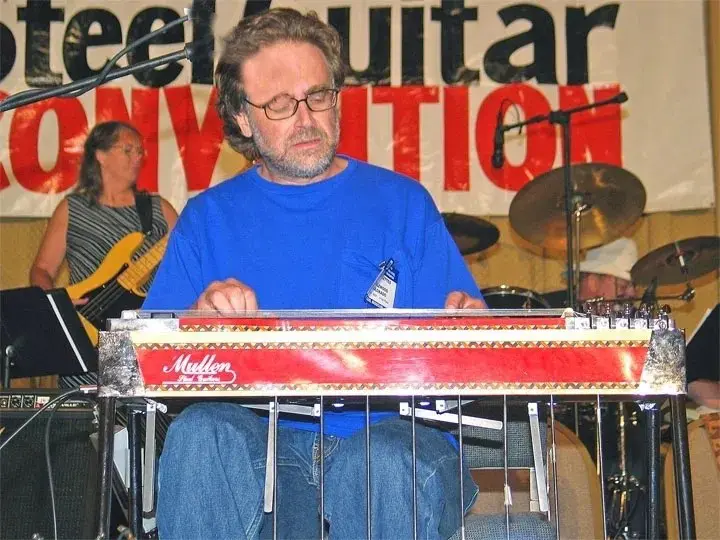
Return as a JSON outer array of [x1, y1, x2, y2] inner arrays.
[[144, 381, 642, 393], [181, 323, 564, 332], [136, 339, 649, 351]]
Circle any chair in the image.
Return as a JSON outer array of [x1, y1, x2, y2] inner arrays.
[[664, 417, 720, 540], [451, 401, 602, 539]]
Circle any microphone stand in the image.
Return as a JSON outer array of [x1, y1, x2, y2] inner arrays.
[[0, 49, 193, 112], [0, 7, 199, 113], [500, 92, 629, 309]]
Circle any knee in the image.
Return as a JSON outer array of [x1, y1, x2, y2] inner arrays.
[[371, 420, 454, 470], [369, 422, 410, 461], [174, 401, 259, 426], [340, 420, 449, 479], [165, 403, 262, 452]]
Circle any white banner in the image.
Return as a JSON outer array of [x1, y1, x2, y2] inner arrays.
[[0, 0, 714, 217]]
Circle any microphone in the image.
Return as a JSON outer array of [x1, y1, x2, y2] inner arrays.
[[184, 33, 215, 63], [491, 106, 505, 169], [186, 0, 215, 23], [640, 276, 658, 306], [185, 0, 216, 64]]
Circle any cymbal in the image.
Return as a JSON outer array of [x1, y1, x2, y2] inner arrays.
[[631, 236, 720, 285], [508, 163, 646, 251], [442, 212, 499, 255]]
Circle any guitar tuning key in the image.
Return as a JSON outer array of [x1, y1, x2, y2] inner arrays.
[[653, 304, 675, 330], [594, 302, 611, 329], [615, 302, 632, 329], [572, 305, 592, 330], [662, 304, 676, 329], [632, 304, 649, 329]]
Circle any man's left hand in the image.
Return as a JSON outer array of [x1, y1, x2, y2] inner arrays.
[[444, 291, 487, 309]]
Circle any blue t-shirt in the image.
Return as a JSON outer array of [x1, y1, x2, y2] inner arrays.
[[144, 157, 482, 437]]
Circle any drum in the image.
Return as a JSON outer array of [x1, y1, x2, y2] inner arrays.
[[481, 285, 550, 309]]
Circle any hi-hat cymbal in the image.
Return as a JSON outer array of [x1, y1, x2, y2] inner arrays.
[[442, 212, 499, 255], [631, 236, 720, 285], [509, 163, 646, 251]]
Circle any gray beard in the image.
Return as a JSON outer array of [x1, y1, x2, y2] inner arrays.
[[248, 113, 340, 180]]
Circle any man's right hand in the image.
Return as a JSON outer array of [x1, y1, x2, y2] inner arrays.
[[191, 278, 258, 314]]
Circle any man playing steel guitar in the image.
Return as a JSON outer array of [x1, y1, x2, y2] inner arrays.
[[144, 8, 487, 539]]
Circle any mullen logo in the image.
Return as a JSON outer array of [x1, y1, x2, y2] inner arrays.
[[161, 353, 237, 385]]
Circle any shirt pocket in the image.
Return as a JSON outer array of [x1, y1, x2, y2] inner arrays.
[[337, 248, 414, 309]]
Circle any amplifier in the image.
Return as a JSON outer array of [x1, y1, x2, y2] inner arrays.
[[0, 390, 100, 539], [0, 390, 93, 411]]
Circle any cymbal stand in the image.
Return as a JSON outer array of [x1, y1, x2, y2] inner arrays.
[[499, 92, 629, 310], [673, 241, 697, 302], [572, 197, 591, 307], [584, 293, 695, 305], [606, 403, 644, 539]]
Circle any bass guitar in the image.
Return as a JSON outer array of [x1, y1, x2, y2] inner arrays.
[[66, 232, 168, 345]]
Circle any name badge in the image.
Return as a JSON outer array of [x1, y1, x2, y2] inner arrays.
[[365, 259, 398, 308]]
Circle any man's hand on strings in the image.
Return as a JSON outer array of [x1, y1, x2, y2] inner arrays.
[[192, 278, 258, 315], [444, 291, 487, 309]]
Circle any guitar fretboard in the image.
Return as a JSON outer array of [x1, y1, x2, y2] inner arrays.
[[117, 235, 168, 290]]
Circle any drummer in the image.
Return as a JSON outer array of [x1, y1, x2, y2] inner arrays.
[[543, 237, 639, 307], [574, 238, 718, 410], [576, 237, 638, 302]]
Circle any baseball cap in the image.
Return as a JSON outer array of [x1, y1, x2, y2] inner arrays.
[[578, 237, 638, 282]]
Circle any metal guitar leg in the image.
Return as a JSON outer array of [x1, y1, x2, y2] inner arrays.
[[142, 400, 159, 530], [264, 400, 277, 514], [96, 397, 116, 540], [670, 395, 696, 540], [528, 403, 549, 514], [645, 401, 661, 540], [127, 406, 144, 538]]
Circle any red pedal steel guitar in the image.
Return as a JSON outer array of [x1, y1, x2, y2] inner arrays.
[[95, 308, 693, 540], [67, 232, 168, 346], [97, 309, 686, 398]]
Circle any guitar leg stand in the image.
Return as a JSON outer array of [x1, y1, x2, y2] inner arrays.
[[127, 407, 144, 538], [97, 397, 116, 540], [528, 403, 549, 514], [670, 395, 696, 539]]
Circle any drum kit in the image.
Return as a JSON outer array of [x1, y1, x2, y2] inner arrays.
[[443, 162, 720, 312], [444, 162, 720, 540]]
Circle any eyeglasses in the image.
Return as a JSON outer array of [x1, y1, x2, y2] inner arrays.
[[111, 145, 146, 158], [244, 88, 339, 120]]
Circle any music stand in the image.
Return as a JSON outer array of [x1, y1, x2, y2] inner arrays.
[[0, 286, 97, 387]]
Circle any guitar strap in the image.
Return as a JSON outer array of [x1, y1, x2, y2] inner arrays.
[[135, 192, 154, 235]]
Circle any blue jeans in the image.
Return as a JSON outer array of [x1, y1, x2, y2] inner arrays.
[[157, 403, 478, 539]]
